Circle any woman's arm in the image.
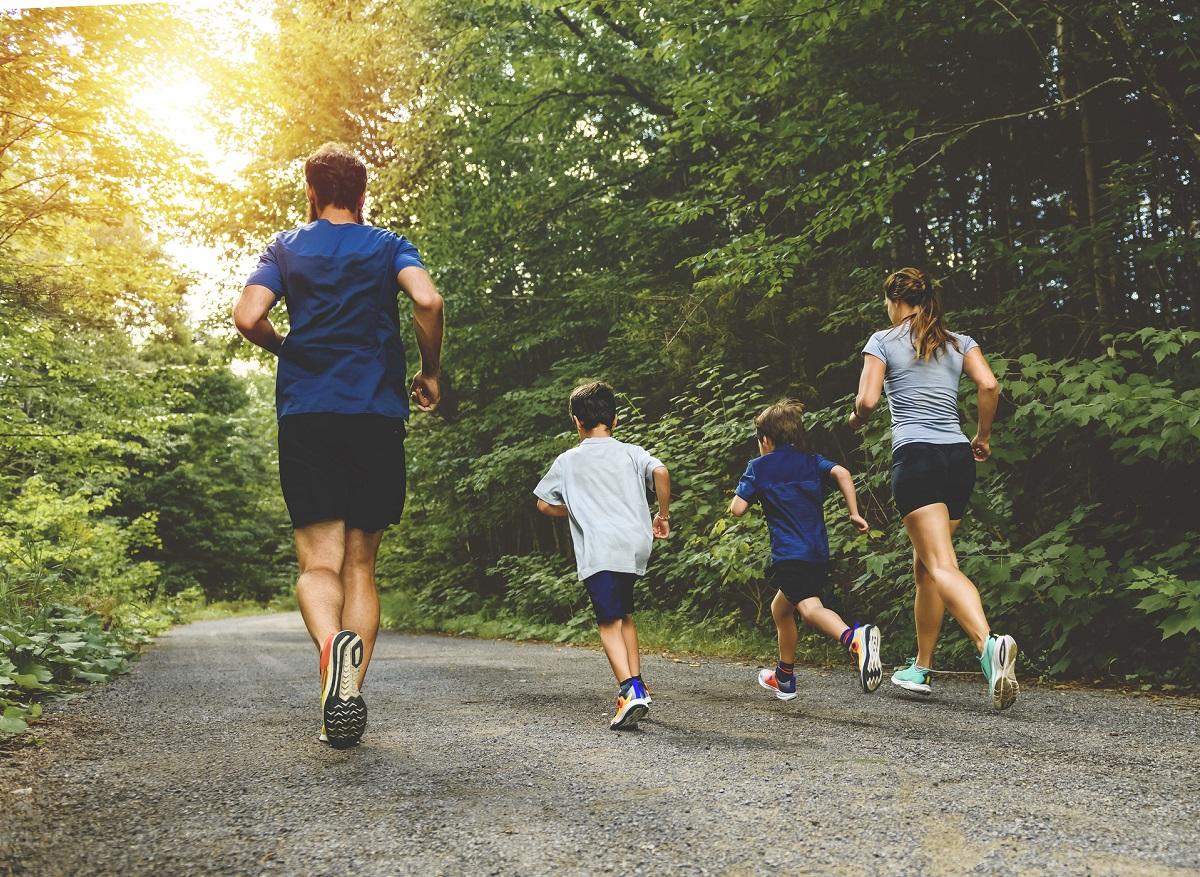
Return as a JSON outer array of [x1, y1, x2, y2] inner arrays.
[[729, 495, 750, 517], [850, 354, 886, 430], [962, 347, 999, 461]]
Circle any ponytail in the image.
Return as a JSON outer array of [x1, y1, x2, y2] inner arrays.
[[884, 267, 958, 361]]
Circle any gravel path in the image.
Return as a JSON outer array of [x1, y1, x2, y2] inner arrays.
[[1, 613, 1197, 876]]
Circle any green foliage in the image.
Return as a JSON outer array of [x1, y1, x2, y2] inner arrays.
[[224, 0, 1199, 684]]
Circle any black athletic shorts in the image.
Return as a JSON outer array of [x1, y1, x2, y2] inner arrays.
[[890, 441, 975, 520], [767, 560, 830, 605], [277, 413, 406, 532]]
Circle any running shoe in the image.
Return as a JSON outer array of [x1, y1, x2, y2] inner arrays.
[[890, 658, 932, 695], [981, 634, 1019, 711], [849, 624, 883, 693], [320, 630, 367, 748], [610, 679, 650, 730], [757, 667, 797, 701]]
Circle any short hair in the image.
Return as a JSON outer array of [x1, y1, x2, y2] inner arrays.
[[569, 381, 617, 430], [755, 400, 808, 449], [304, 143, 367, 213]]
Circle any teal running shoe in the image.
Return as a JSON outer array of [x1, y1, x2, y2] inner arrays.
[[981, 634, 1019, 710], [890, 658, 932, 695]]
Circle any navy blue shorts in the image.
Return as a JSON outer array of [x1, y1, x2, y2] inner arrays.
[[891, 441, 976, 520], [767, 560, 830, 605], [583, 571, 638, 623]]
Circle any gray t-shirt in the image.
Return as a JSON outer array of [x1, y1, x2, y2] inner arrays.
[[533, 437, 664, 581], [862, 325, 979, 450]]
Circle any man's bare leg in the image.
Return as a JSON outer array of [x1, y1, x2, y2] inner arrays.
[[294, 520, 347, 659], [343, 527, 384, 683]]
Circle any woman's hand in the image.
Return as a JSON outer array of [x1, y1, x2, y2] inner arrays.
[[848, 411, 866, 431], [652, 513, 670, 539], [970, 434, 991, 462], [849, 513, 869, 533]]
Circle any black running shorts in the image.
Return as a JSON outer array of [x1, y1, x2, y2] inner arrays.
[[277, 413, 406, 532], [767, 560, 830, 605], [890, 441, 975, 520]]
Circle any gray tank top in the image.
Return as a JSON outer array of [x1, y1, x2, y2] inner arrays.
[[862, 325, 979, 450]]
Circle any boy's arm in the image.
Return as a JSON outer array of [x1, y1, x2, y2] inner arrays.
[[651, 465, 671, 538], [536, 498, 569, 518], [829, 465, 869, 533], [729, 496, 750, 517]]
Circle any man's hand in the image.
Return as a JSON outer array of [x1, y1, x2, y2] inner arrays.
[[410, 371, 440, 412], [652, 513, 670, 539], [970, 434, 991, 462], [849, 513, 869, 533]]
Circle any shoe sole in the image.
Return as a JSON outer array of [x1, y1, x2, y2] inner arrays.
[[610, 700, 649, 730], [322, 631, 367, 748], [857, 625, 883, 693], [757, 671, 797, 701], [890, 674, 932, 696], [992, 636, 1019, 711]]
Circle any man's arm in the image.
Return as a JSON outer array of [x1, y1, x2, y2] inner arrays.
[[850, 354, 885, 430], [398, 266, 444, 412], [651, 465, 671, 538], [233, 285, 284, 355], [729, 496, 750, 517], [829, 465, 869, 533]]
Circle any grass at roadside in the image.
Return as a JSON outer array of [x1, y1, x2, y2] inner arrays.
[[1, 591, 296, 742], [378, 587, 850, 668]]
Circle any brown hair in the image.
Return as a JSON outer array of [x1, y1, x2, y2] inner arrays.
[[755, 400, 808, 450], [304, 143, 367, 222], [884, 267, 959, 361], [569, 381, 617, 430]]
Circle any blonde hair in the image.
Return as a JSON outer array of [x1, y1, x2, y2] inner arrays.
[[884, 267, 959, 361], [754, 400, 808, 450]]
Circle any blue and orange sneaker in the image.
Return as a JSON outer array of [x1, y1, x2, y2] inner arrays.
[[757, 667, 797, 701], [610, 679, 650, 730], [320, 630, 367, 748]]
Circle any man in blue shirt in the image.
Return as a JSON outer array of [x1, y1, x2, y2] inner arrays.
[[234, 143, 444, 748]]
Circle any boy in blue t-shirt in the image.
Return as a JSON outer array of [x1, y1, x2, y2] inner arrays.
[[729, 401, 882, 699]]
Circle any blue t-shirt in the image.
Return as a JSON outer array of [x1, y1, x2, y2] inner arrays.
[[245, 219, 426, 419], [862, 326, 979, 450], [735, 445, 837, 566]]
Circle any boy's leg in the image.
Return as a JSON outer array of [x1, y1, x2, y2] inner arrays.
[[795, 597, 850, 641], [771, 590, 798, 665], [619, 614, 640, 679], [597, 619, 633, 682]]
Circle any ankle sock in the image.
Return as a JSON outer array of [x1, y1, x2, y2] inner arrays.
[[775, 661, 794, 681], [839, 626, 855, 648]]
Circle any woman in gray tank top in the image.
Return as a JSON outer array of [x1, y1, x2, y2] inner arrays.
[[850, 268, 1019, 711]]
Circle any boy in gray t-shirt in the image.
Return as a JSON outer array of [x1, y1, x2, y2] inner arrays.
[[534, 381, 671, 731]]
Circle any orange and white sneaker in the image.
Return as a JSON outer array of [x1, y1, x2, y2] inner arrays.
[[609, 680, 650, 730], [757, 667, 797, 700], [319, 630, 366, 748], [850, 624, 883, 693]]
